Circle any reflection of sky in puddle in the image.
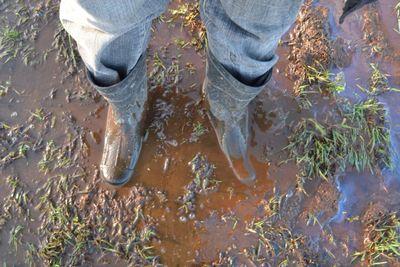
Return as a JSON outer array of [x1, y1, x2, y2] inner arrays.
[[331, 169, 400, 224], [320, 0, 400, 227], [385, 97, 400, 178]]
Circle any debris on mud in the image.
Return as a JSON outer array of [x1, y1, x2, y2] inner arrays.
[[0, 122, 35, 168], [149, 98, 175, 142], [0, 105, 161, 266], [300, 181, 339, 226], [0, 211, 7, 231], [38, 130, 88, 174], [148, 53, 182, 92], [354, 211, 400, 266], [188, 153, 219, 193], [207, 251, 237, 266], [177, 153, 219, 220], [35, 184, 161, 266], [287, 1, 332, 97], [0, 0, 58, 65], [0, 26, 23, 63], [52, 23, 81, 75], [331, 37, 354, 69], [240, 183, 344, 266], [296, 64, 345, 107], [2, 176, 30, 224], [245, 217, 328, 266], [361, 3, 390, 59]]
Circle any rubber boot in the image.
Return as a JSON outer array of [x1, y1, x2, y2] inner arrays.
[[88, 55, 147, 186], [339, 0, 377, 24], [203, 51, 271, 183]]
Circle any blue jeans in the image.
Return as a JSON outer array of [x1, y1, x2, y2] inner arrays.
[[60, 0, 302, 87]]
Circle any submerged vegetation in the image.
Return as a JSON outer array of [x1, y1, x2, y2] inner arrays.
[[177, 153, 219, 221], [189, 121, 207, 142], [168, 2, 207, 50]]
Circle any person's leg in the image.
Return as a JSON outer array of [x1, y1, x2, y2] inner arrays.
[[200, 0, 303, 182], [59, 0, 170, 185], [60, 0, 169, 86], [201, 0, 303, 86]]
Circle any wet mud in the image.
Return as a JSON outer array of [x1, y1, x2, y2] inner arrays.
[[1, 0, 400, 266]]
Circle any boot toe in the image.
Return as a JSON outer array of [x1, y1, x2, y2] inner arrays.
[[229, 157, 256, 184], [100, 164, 134, 186], [208, 111, 257, 184]]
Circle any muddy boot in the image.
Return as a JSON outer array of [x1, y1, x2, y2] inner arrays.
[[203, 51, 271, 183], [88, 55, 147, 186]]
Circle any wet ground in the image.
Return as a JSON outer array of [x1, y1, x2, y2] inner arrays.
[[1, 0, 400, 266]]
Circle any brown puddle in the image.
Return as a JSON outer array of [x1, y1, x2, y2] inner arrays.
[[1, 0, 400, 266]]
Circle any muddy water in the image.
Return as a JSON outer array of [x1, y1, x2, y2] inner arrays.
[[0, 0, 399, 266], [325, 0, 400, 215]]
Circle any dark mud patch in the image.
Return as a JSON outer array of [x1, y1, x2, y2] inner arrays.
[[361, 3, 392, 59], [299, 181, 340, 226], [287, 0, 332, 95]]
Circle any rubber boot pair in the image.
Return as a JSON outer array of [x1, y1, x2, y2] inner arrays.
[[92, 51, 270, 185]]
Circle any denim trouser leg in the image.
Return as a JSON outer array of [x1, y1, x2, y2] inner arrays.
[[200, 0, 303, 85], [60, 0, 302, 87], [59, 0, 170, 86]]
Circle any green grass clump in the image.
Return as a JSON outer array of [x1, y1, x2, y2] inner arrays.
[[9, 225, 24, 252], [301, 65, 345, 94], [0, 78, 11, 97], [357, 64, 400, 96], [297, 64, 345, 108], [189, 121, 207, 142], [0, 26, 22, 63], [287, 98, 392, 185], [39, 206, 90, 266], [353, 212, 400, 265]]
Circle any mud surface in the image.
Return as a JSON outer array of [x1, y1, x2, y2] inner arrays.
[[1, 0, 400, 266]]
